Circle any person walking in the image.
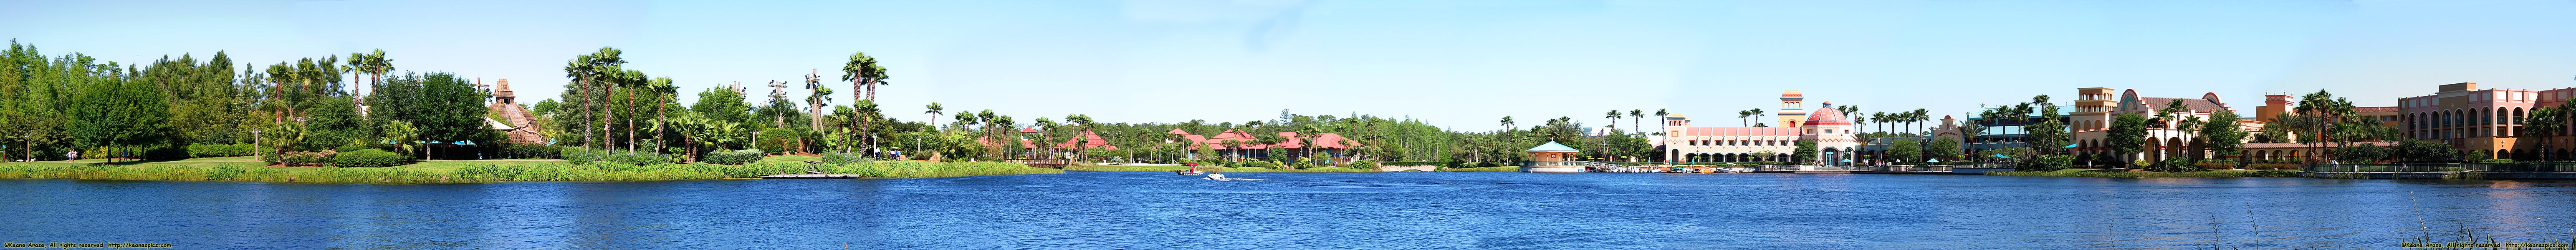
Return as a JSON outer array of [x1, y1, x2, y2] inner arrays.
[[66, 150, 79, 162]]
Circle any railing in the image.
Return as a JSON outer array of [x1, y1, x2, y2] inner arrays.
[[1759, 165, 1957, 172], [1519, 161, 1577, 166], [2304, 162, 2576, 172]]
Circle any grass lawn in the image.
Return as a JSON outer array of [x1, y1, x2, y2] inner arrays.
[[0, 157, 1057, 183], [1986, 168, 2302, 178]]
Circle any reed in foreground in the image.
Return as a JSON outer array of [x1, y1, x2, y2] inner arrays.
[[0, 160, 1060, 183]]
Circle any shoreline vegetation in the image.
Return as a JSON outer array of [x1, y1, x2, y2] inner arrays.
[[1987, 169, 2302, 178], [1066, 165, 1381, 173], [0, 158, 1060, 184]]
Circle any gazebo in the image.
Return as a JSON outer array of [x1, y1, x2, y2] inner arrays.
[[1522, 141, 1584, 173]]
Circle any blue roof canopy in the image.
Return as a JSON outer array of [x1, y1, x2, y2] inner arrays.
[[1525, 141, 1579, 152]]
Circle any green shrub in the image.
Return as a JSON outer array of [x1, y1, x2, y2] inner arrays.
[[1242, 160, 1280, 169], [820, 152, 867, 165], [561, 147, 607, 165], [187, 143, 257, 158], [1345, 160, 1379, 168], [498, 143, 559, 159], [757, 128, 801, 153], [332, 149, 410, 168], [607, 150, 672, 166], [334, 143, 377, 154], [263, 150, 337, 167], [700, 149, 766, 165]]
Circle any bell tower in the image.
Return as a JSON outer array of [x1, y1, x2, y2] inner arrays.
[[1778, 90, 1807, 128]]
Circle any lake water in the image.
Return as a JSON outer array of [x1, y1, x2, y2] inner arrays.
[[6, 171, 2576, 249]]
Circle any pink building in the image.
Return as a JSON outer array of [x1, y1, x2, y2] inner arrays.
[[2401, 82, 2576, 160]]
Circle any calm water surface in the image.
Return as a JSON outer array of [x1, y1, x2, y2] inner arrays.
[[6, 172, 2576, 249]]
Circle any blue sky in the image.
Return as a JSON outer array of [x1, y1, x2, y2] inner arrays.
[[5, 0, 2573, 130]]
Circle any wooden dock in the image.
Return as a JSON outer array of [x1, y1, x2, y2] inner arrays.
[[758, 174, 862, 179]]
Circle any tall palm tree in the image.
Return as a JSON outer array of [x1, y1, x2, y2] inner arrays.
[[346, 49, 390, 117], [1499, 116, 1514, 132], [1911, 109, 1930, 137], [648, 77, 677, 152], [1651, 109, 1669, 136], [1628, 109, 1643, 135], [564, 47, 627, 149], [1604, 110, 1621, 157], [925, 102, 944, 132], [613, 69, 650, 151], [841, 52, 890, 101]]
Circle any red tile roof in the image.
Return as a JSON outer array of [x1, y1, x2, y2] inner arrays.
[[976, 136, 1039, 149], [2136, 97, 2227, 112], [1054, 130, 1117, 150]]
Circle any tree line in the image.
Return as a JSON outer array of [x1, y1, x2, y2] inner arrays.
[[0, 40, 491, 162]]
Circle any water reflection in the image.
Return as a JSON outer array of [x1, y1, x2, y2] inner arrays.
[[6, 173, 2576, 249]]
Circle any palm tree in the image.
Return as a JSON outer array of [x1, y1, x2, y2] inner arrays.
[[1499, 116, 1514, 132], [345, 49, 390, 117], [1299, 125, 1325, 162], [1034, 117, 1058, 157], [1648, 109, 1669, 130], [854, 100, 883, 155], [1751, 108, 1767, 128], [1252, 134, 1284, 162], [563, 47, 626, 149], [1737, 110, 1754, 127], [2177, 116, 2204, 162], [648, 77, 677, 152], [1067, 114, 1095, 161], [2530, 106, 2566, 161], [841, 52, 890, 101], [1628, 109, 1643, 135], [1911, 109, 1930, 137], [1605, 110, 1621, 158], [925, 102, 945, 131], [612, 69, 651, 151]]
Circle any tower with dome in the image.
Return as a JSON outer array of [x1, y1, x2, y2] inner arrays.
[[1657, 90, 1862, 165]]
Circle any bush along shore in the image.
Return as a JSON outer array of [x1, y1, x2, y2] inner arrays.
[[0, 160, 1060, 184], [1986, 169, 2302, 178]]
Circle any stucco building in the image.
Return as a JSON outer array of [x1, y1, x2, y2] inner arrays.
[[1657, 90, 1860, 165]]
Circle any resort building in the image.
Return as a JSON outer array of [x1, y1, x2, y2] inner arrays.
[[483, 79, 545, 145], [2399, 82, 2576, 160], [1164, 129, 1366, 164], [1656, 90, 1860, 165], [2068, 88, 2244, 164]]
